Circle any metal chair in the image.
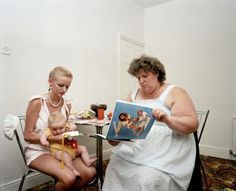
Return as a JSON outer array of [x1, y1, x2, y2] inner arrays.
[[196, 110, 210, 145], [196, 110, 210, 189], [187, 110, 210, 191], [6, 115, 55, 191]]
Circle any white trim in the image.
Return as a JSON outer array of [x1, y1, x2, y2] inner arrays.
[[0, 172, 52, 191], [117, 33, 145, 99], [117, 33, 121, 99], [119, 33, 145, 47], [200, 144, 236, 161]]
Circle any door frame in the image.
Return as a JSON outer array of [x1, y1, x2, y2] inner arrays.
[[117, 33, 145, 99]]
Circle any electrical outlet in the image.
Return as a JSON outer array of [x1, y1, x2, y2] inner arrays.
[[0, 44, 11, 55]]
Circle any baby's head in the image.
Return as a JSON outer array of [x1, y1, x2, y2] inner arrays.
[[48, 111, 67, 135]]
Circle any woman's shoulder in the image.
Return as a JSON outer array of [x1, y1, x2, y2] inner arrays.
[[30, 94, 47, 101], [168, 85, 188, 95], [29, 94, 48, 106], [165, 85, 191, 104]]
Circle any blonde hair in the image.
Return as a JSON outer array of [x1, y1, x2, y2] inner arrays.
[[48, 111, 67, 128], [49, 66, 73, 80]]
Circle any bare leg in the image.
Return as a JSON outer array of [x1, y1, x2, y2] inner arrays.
[[30, 154, 77, 191], [54, 151, 80, 176], [71, 157, 97, 190], [77, 146, 97, 167]]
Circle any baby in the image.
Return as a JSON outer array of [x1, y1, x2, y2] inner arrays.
[[40, 111, 97, 176]]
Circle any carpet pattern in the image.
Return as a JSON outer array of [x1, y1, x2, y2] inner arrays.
[[26, 155, 236, 191], [201, 155, 236, 191]]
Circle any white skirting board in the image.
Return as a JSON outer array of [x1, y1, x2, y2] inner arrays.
[[231, 116, 236, 155], [200, 144, 236, 160], [0, 173, 51, 191]]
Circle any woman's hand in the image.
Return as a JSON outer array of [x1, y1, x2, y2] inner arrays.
[[152, 108, 168, 123], [107, 140, 120, 146]]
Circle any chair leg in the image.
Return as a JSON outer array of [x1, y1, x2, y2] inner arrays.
[[200, 160, 209, 191], [52, 177, 56, 191], [18, 170, 32, 191]]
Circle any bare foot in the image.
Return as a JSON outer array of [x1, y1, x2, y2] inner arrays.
[[85, 158, 97, 167]]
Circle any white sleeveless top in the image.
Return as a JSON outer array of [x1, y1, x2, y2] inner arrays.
[[24, 95, 70, 164], [112, 85, 196, 186]]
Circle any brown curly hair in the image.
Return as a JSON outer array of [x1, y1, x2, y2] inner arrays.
[[128, 54, 166, 83]]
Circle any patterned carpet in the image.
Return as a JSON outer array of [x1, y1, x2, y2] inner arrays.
[[27, 155, 236, 191], [201, 155, 236, 191]]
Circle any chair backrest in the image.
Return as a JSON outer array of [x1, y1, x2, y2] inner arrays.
[[15, 115, 28, 165], [187, 110, 210, 191], [196, 110, 210, 144]]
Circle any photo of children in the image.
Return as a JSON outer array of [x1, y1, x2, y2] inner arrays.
[[113, 109, 151, 137], [106, 100, 155, 140]]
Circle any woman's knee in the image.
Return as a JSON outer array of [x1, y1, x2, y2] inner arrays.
[[58, 171, 76, 187], [85, 166, 96, 179]]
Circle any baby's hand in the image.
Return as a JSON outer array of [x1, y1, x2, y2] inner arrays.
[[66, 122, 77, 131], [39, 132, 50, 147], [40, 139, 49, 147]]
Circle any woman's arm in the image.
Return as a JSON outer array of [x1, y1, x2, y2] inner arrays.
[[24, 98, 65, 144], [24, 99, 43, 144], [153, 87, 198, 135]]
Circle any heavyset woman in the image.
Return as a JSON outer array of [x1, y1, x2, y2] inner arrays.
[[102, 55, 199, 191]]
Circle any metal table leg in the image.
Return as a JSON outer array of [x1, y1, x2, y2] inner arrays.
[[96, 125, 103, 190]]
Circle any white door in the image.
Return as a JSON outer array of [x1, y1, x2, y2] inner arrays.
[[118, 34, 144, 100]]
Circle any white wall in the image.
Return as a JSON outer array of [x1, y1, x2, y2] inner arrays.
[[145, 0, 236, 158], [0, 0, 144, 189], [1, 0, 236, 189]]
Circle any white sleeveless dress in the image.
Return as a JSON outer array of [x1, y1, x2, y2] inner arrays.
[[24, 95, 69, 166], [102, 85, 196, 191]]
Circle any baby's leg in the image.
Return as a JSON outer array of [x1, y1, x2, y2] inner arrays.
[[77, 146, 97, 167], [54, 151, 80, 177]]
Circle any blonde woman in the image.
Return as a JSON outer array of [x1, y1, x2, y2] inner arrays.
[[24, 66, 96, 191]]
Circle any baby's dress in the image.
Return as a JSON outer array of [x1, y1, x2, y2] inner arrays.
[[44, 127, 77, 159], [24, 95, 70, 166], [102, 85, 196, 191]]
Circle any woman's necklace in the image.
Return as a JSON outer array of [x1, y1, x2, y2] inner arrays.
[[47, 94, 62, 108]]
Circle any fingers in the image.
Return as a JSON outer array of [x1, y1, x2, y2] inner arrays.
[[108, 140, 120, 146], [152, 109, 166, 121]]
